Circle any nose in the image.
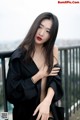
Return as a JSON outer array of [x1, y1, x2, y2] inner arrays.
[[39, 29, 45, 36]]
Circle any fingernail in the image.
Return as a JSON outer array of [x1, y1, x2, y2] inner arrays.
[[33, 113, 35, 116]]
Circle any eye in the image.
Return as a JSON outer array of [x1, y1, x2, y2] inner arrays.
[[38, 25, 42, 29], [46, 30, 50, 33]]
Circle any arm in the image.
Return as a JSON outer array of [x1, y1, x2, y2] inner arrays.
[[6, 58, 38, 104], [47, 66, 63, 102], [31, 45, 59, 84], [47, 45, 63, 102], [44, 87, 55, 106], [44, 45, 59, 104], [33, 88, 53, 120]]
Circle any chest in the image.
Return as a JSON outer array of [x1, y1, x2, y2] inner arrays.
[[32, 51, 45, 70], [32, 54, 48, 100]]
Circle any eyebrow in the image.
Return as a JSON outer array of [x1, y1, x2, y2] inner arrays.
[[40, 23, 51, 31]]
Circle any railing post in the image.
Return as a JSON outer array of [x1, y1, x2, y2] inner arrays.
[[1, 58, 8, 112], [64, 49, 69, 120]]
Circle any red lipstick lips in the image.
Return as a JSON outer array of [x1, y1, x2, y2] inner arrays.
[[36, 36, 42, 41]]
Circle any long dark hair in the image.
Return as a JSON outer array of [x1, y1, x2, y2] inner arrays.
[[19, 12, 59, 73]]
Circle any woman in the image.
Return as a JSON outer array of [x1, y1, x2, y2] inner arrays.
[[6, 12, 63, 120]]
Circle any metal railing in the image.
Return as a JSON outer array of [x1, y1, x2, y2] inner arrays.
[[0, 46, 80, 120], [59, 46, 80, 120], [0, 51, 13, 112]]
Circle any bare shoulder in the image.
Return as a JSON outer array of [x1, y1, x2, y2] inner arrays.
[[53, 45, 58, 54], [53, 45, 59, 64]]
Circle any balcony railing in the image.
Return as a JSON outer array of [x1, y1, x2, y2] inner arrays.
[[0, 46, 80, 120], [59, 46, 80, 120]]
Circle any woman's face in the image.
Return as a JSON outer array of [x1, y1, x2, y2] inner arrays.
[[34, 19, 52, 45]]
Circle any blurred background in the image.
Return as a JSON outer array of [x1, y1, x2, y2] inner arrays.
[[0, 0, 80, 51]]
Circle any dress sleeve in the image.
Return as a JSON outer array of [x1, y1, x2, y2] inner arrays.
[[47, 65, 63, 102], [6, 58, 37, 104]]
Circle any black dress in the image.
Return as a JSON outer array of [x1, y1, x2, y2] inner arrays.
[[6, 48, 63, 120]]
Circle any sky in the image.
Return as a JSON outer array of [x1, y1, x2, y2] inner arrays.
[[0, 0, 80, 43]]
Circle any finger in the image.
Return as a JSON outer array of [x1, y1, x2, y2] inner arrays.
[[46, 115, 49, 120], [51, 70, 59, 73], [41, 114, 48, 120], [52, 67, 60, 71], [50, 71, 59, 75], [33, 106, 39, 116], [41, 114, 45, 120], [36, 112, 41, 120], [49, 73, 57, 76], [49, 69, 60, 76]]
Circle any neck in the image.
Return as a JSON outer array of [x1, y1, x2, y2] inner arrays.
[[35, 44, 43, 53]]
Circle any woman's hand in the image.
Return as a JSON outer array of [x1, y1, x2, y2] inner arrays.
[[31, 66, 60, 84], [39, 66, 60, 78], [48, 67, 60, 76], [33, 97, 51, 120]]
